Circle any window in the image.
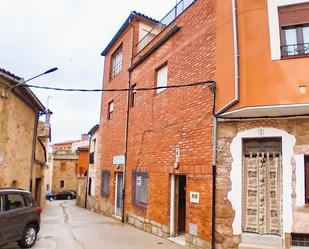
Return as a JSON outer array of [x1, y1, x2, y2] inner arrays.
[[0, 195, 4, 212], [101, 170, 111, 197], [132, 171, 148, 208], [108, 101, 114, 120], [305, 156, 309, 203], [7, 193, 25, 210], [279, 3, 309, 57], [292, 233, 309, 247], [130, 84, 137, 107], [110, 46, 122, 79], [156, 65, 168, 93], [60, 180, 65, 188]]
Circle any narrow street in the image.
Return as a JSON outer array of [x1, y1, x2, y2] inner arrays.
[[3, 200, 185, 249]]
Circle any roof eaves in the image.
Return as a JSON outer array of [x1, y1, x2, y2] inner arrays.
[[0, 68, 45, 112], [101, 11, 158, 56]]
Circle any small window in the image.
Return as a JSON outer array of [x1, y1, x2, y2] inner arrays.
[[279, 3, 309, 57], [101, 170, 110, 197], [130, 84, 137, 107], [7, 193, 25, 210], [60, 180, 65, 189], [292, 233, 309, 247], [108, 101, 114, 120], [132, 171, 148, 208], [305, 156, 309, 203], [156, 65, 168, 93], [110, 46, 122, 79]]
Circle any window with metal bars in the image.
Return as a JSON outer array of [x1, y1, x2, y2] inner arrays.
[[292, 233, 309, 247], [279, 3, 309, 57], [101, 170, 110, 198], [132, 171, 148, 208]]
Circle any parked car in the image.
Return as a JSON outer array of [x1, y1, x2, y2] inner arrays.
[[45, 191, 55, 201], [0, 188, 42, 248], [54, 190, 76, 200]]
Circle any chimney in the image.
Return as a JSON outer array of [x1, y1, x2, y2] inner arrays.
[[81, 134, 88, 141]]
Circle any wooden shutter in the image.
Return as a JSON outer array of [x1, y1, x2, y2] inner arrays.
[[279, 3, 309, 27]]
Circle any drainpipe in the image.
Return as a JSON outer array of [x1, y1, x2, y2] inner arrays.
[[211, 85, 217, 249], [85, 133, 92, 209], [121, 17, 135, 223], [212, 0, 239, 247], [30, 112, 39, 193], [216, 0, 239, 116]]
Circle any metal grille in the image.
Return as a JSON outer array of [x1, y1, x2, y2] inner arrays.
[[137, 0, 196, 52], [281, 43, 309, 57], [292, 234, 309, 247], [132, 171, 148, 208], [101, 170, 110, 198]]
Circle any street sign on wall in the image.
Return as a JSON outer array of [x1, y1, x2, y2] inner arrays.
[[113, 155, 125, 165]]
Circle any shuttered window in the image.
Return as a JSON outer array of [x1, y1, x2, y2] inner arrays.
[[132, 171, 148, 208], [101, 170, 110, 198], [279, 3, 309, 57]]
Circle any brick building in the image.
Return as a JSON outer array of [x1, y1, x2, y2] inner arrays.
[[95, 0, 215, 248], [214, 1, 309, 248]]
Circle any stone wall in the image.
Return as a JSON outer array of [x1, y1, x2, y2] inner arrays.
[[0, 78, 35, 190], [52, 151, 78, 193], [215, 118, 309, 249]]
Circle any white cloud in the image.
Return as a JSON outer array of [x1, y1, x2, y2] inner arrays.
[[0, 0, 176, 143]]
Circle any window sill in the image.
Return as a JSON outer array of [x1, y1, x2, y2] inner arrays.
[[281, 54, 309, 60], [133, 202, 147, 210]]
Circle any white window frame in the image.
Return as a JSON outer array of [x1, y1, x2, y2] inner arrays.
[[110, 46, 122, 79], [156, 65, 168, 93], [267, 0, 309, 60]]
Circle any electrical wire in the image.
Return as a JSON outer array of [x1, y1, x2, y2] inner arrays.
[[24, 80, 215, 92]]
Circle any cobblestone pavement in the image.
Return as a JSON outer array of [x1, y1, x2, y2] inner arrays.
[[3, 200, 185, 249]]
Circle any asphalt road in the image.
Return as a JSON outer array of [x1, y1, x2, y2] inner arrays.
[[3, 200, 185, 249]]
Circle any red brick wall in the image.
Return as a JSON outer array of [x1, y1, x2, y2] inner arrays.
[[99, 0, 215, 243], [127, 0, 215, 242]]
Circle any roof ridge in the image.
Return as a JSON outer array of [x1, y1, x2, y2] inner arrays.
[[0, 67, 22, 80]]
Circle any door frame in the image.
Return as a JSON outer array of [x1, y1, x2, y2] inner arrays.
[[228, 128, 295, 240], [170, 174, 186, 237], [114, 172, 123, 218]]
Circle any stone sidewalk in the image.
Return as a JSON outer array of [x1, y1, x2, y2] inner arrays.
[[3, 200, 185, 249]]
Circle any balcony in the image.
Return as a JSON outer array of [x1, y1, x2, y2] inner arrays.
[[136, 0, 196, 52], [281, 43, 309, 57]]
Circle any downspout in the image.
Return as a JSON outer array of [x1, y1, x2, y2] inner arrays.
[[212, 0, 239, 246], [121, 16, 135, 223], [211, 84, 217, 249], [85, 133, 92, 209], [30, 112, 39, 193], [216, 0, 239, 116]]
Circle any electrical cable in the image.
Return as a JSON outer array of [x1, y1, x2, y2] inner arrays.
[[24, 80, 215, 92]]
